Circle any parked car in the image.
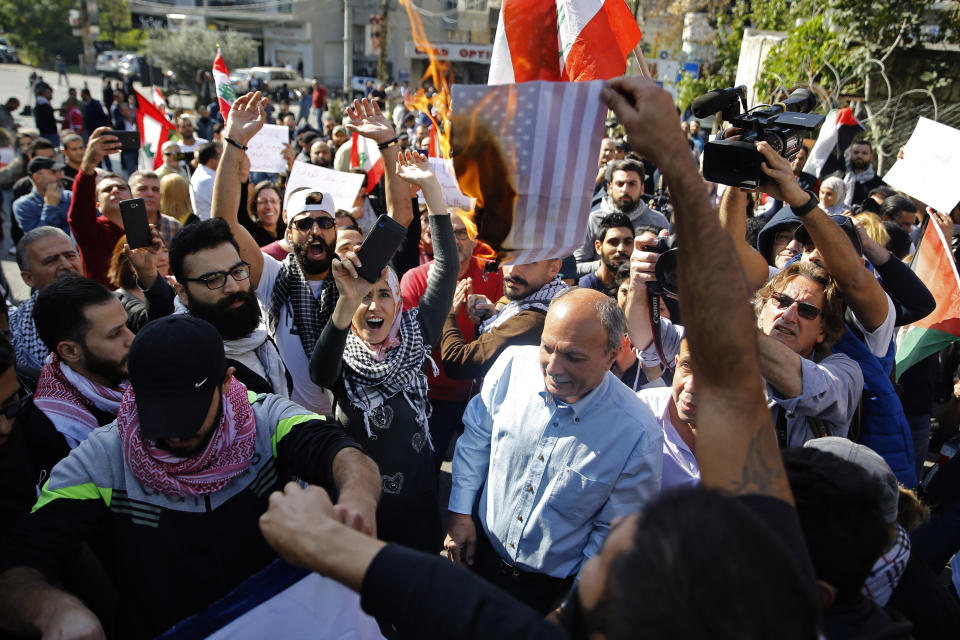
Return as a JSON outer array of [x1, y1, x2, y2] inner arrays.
[[118, 54, 144, 81], [229, 67, 251, 93], [0, 36, 19, 63], [96, 50, 135, 78], [246, 67, 312, 101], [350, 75, 377, 99]]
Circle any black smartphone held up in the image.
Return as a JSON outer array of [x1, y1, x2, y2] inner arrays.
[[355, 215, 408, 283], [109, 130, 140, 151], [119, 198, 153, 249]]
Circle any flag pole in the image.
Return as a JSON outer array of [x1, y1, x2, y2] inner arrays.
[[632, 45, 652, 80]]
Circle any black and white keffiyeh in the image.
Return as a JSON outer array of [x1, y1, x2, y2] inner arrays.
[[342, 307, 437, 448], [267, 252, 339, 357], [10, 291, 48, 379], [843, 162, 878, 208], [480, 274, 567, 334]]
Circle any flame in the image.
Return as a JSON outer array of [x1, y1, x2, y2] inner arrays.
[[399, 0, 516, 263], [399, 0, 453, 158]]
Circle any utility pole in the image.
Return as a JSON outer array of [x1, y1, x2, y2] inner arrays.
[[343, 0, 353, 97], [79, 0, 95, 74]]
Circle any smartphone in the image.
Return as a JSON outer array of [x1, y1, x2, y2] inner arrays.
[[109, 130, 140, 151], [355, 215, 408, 283], [120, 198, 152, 249]]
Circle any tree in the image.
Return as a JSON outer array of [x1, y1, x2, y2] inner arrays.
[[98, 0, 131, 43], [0, 0, 81, 66], [758, 0, 960, 170], [145, 26, 255, 97]]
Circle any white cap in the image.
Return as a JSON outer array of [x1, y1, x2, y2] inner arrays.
[[284, 188, 335, 225]]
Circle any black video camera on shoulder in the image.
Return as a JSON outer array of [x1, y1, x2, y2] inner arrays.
[[692, 86, 824, 189]]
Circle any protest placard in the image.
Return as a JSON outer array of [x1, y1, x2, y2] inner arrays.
[[884, 117, 960, 214], [418, 157, 476, 210], [284, 161, 366, 213], [246, 124, 290, 174]]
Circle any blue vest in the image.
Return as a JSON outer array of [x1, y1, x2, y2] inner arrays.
[[832, 329, 917, 486]]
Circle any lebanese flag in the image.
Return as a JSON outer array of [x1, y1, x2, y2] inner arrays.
[[349, 132, 385, 194], [153, 86, 168, 115], [803, 107, 865, 179], [895, 219, 960, 380], [135, 91, 176, 170], [213, 48, 236, 118], [488, 0, 642, 84]]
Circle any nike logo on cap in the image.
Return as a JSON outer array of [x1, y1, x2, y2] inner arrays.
[[194, 378, 207, 388]]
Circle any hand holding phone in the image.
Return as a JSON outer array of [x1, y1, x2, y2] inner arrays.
[[120, 198, 152, 249], [355, 215, 408, 283], [109, 130, 141, 151]]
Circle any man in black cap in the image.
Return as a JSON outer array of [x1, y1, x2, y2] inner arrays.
[[0, 314, 381, 639], [12, 156, 72, 235]]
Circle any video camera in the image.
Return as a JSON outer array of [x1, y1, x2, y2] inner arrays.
[[692, 86, 824, 189]]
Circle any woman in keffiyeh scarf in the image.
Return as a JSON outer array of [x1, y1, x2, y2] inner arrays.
[[310, 150, 458, 553]]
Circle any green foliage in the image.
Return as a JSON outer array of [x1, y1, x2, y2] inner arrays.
[[0, 0, 81, 66], [98, 0, 131, 42], [145, 26, 255, 93], [677, 0, 790, 111], [101, 28, 145, 52]]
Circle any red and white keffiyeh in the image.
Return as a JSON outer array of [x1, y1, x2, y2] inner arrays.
[[117, 377, 256, 496], [34, 353, 126, 449]]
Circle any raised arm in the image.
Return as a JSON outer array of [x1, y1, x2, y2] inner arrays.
[[604, 78, 792, 504], [756, 142, 888, 330], [212, 92, 267, 288], [718, 186, 770, 290], [343, 98, 413, 228]]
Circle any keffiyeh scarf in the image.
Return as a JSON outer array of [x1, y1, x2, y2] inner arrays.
[[267, 252, 339, 358], [480, 275, 567, 334], [342, 300, 436, 448], [10, 292, 48, 377], [843, 162, 878, 208], [223, 324, 288, 398], [861, 524, 911, 606], [117, 377, 256, 496], [34, 353, 127, 448]]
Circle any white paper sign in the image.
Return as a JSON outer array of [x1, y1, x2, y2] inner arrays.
[[416, 157, 475, 211], [246, 124, 290, 174], [284, 161, 367, 213], [883, 117, 960, 214]]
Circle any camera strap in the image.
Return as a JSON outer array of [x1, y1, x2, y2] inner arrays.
[[647, 287, 674, 371]]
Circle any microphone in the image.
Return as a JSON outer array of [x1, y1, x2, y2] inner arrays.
[[779, 88, 817, 114], [691, 86, 744, 118]]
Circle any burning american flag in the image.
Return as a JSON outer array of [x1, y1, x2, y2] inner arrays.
[[451, 80, 606, 264]]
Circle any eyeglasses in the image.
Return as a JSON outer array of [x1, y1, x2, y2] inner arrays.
[[0, 393, 32, 419], [186, 262, 251, 290], [292, 216, 336, 232], [453, 228, 471, 241], [769, 291, 822, 320]]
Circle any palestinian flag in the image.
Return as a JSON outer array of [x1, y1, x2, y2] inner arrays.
[[213, 47, 236, 119], [895, 219, 960, 380], [349, 131, 385, 195], [803, 107, 865, 179], [134, 91, 176, 170]]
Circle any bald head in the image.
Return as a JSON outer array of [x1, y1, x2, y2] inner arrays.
[[540, 287, 624, 403]]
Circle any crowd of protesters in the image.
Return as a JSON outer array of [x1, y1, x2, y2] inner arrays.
[[0, 63, 958, 640]]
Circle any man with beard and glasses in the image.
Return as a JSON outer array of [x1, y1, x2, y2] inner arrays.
[[25, 275, 133, 478], [575, 158, 670, 277], [439, 257, 566, 381], [212, 92, 414, 416], [579, 213, 634, 295], [0, 315, 382, 639], [10, 227, 84, 387], [144, 218, 291, 397]]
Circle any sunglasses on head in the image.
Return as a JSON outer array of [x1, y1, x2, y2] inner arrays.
[[769, 291, 822, 320], [292, 215, 335, 232]]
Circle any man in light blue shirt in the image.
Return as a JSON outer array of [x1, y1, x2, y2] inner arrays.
[[13, 157, 73, 235], [445, 286, 663, 613]]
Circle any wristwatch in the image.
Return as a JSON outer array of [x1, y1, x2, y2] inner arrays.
[[792, 189, 820, 217]]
